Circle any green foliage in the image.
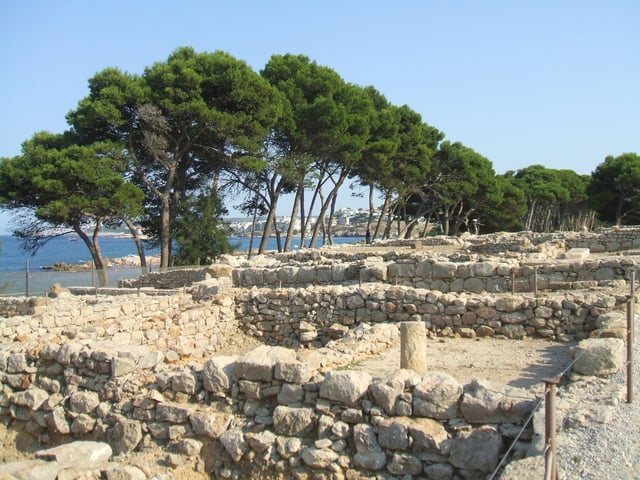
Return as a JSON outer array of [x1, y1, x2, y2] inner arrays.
[[68, 47, 284, 267], [172, 192, 233, 265], [588, 152, 640, 225], [512, 165, 593, 231], [478, 175, 527, 232], [0, 133, 144, 228]]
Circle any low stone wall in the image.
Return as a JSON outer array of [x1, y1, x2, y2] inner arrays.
[[111, 229, 640, 293], [235, 284, 628, 345], [119, 268, 210, 290], [0, 297, 49, 318], [0, 337, 539, 479], [1, 283, 630, 349], [0, 293, 237, 360], [231, 256, 636, 294]]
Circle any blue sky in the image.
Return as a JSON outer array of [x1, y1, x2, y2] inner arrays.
[[0, 0, 638, 233]]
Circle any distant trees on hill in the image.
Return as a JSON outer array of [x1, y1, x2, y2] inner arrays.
[[0, 47, 638, 280]]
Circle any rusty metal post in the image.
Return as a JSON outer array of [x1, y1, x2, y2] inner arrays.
[[628, 269, 635, 403], [511, 269, 516, 294], [543, 377, 560, 480]]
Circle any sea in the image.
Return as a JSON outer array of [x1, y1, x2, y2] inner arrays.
[[0, 234, 364, 296]]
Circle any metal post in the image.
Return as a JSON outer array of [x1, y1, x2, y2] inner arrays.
[[25, 259, 30, 297], [534, 266, 538, 297], [628, 269, 635, 404], [511, 270, 516, 294], [543, 376, 559, 480]]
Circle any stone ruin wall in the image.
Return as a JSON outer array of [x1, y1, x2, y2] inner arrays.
[[1, 227, 638, 478], [120, 227, 640, 292], [0, 286, 632, 478], [1, 324, 543, 479], [0, 285, 629, 348]]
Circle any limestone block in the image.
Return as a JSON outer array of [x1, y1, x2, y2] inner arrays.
[[219, 429, 249, 462], [408, 417, 448, 452], [36, 440, 112, 467], [562, 247, 590, 259], [108, 417, 143, 455], [388, 262, 416, 279], [387, 452, 423, 476], [501, 324, 528, 339], [595, 311, 626, 330], [473, 262, 497, 277], [376, 417, 409, 450], [105, 465, 147, 480], [274, 360, 311, 384], [156, 403, 192, 423], [69, 391, 100, 414], [277, 383, 305, 404], [432, 262, 456, 279], [177, 438, 203, 456], [424, 463, 455, 480], [276, 436, 303, 459], [202, 355, 237, 394], [171, 370, 199, 395], [70, 414, 96, 434], [301, 447, 339, 468], [296, 267, 317, 284], [46, 407, 70, 434], [319, 370, 372, 406], [413, 372, 462, 419], [244, 430, 275, 453], [460, 379, 535, 424], [0, 459, 63, 479], [463, 277, 485, 293], [370, 380, 403, 415], [353, 423, 386, 470], [235, 346, 296, 382], [189, 410, 232, 438], [495, 296, 524, 312], [273, 405, 316, 437], [573, 338, 624, 375], [10, 387, 49, 410], [6, 353, 32, 373], [449, 425, 503, 473]]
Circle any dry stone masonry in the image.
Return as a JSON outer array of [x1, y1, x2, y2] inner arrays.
[[0, 227, 637, 479]]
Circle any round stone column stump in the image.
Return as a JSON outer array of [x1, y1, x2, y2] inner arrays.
[[400, 321, 427, 374]]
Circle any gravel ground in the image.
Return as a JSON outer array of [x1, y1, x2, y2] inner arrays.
[[556, 337, 640, 480]]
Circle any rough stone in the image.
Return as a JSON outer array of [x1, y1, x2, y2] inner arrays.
[[413, 372, 462, 419], [449, 425, 503, 473], [273, 405, 316, 437], [573, 338, 625, 375], [202, 355, 237, 394], [235, 346, 296, 382], [460, 379, 535, 424], [319, 370, 372, 406], [219, 428, 249, 462], [109, 417, 143, 455], [189, 410, 233, 438]]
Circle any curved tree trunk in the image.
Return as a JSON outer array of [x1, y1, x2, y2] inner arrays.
[[76, 222, 108, 287], [122, 217, 148, 274], [284, 187, 302, 252]]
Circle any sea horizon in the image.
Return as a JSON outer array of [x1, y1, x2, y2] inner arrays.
[[0, 233, 364, 296]]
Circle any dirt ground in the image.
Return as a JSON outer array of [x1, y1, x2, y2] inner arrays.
[[351, 335, 576, 396]]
